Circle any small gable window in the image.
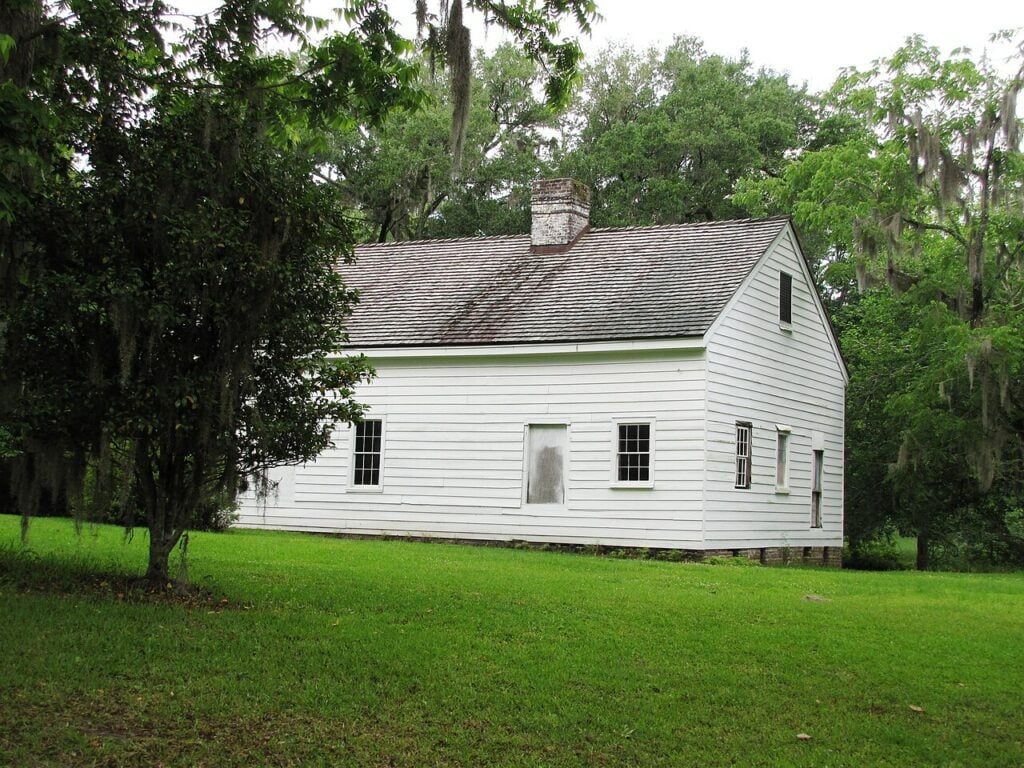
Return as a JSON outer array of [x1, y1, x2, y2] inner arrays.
[[779, 271, 793, 325]]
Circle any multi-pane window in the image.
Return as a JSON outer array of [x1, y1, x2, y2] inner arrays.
[[735, 422, 752, 489], [811, 449, 824, 527], [776, 429, 790, 489], [352, 419, 383, 486], [779, 271, 793, 324], [617, 423, 651, 482]]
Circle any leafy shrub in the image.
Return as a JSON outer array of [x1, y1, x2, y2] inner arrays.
[[843, 537, 907, 571]]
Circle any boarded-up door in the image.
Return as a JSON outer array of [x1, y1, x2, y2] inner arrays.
[[525, 425, 567, 504]]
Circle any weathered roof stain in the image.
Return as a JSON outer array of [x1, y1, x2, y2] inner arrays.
[[340, 217, 789, 347]]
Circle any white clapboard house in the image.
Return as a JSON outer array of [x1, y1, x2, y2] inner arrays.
[[238, 179, 848, 564]]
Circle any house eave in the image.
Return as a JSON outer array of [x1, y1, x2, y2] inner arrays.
[[338, 336, 706, 360]]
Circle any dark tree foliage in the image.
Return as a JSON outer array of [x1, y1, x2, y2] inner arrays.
[[2, 0, 599, 583], [331, 44, 554, 242], [384, 37, 816, 244], [413, 0, 597, 175], [0, 0, 421, 583], [557, 37, 815, 227], [742, 35, 1024, 568]]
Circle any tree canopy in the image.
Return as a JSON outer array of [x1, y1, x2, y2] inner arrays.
[[557, 38, 815, 227], [350, 37, 817, 240], [413, 0, 597, 174], [1, 0, 433, 581], [328, 43, 555, 242], [740, 34, 1024, 567], [1, 0, 607, 583]]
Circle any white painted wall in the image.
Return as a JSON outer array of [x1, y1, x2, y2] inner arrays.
[[237, 348, 708, 548], [702, 227, 846, 549]]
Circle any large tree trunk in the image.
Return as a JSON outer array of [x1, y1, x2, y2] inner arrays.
[[146, 532, 173, 584], [970, 277, 984, 327], [137, 438, 188, 586], [916, 531, 930, 571], [145, 517, 188, 586], [968, 147, 993, 327]]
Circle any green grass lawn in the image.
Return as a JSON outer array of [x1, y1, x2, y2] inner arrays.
[[1, 515, 1022, 767]]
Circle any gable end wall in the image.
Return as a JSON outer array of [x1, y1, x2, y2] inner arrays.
[[702, 229, 845, 549]]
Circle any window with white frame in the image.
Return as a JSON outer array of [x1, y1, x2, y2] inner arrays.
[[735, 422, 752, 489], [616, 422, 652, 483], [775, 427, 790, 490], [352, 419, 383, 487], [811, 449, 824, 527]]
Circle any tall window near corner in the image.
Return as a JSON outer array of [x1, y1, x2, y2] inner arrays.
[[811, 449, 824, 528], [735, 422, 752, 489], [775, 428, 790, 490], [353, 419, 383, 486], [779, 271, 793, 324]]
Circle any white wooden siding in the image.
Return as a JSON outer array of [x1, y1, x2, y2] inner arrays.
[[702, 227, 846, 548], [237, 349, 708, 548]]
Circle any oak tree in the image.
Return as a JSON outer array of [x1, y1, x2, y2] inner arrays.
[[742, 35, 1024, 567], [558, 37, 815, 227], [0, 0, 421, 582]]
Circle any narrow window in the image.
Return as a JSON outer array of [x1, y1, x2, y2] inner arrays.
[[779, 271, 793, 324], [617, 423, 651, 483], [775, 429, 790, 490], [352, 419, 383, 486], [811, 449, 824, 528], [735, 422, 752, 489]]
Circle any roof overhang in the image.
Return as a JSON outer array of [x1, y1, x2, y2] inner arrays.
[[337, 336, 706, 361]]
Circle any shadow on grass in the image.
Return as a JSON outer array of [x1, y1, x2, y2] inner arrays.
[[0, 541, 236, 609]]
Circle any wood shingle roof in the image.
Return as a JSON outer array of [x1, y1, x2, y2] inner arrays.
[[341, 217, 789, 347]]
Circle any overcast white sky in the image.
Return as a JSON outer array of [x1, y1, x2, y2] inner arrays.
[[576, 0, 1021, 90], [176, 0, 1022, 92], [381, 0, 1023, 91]]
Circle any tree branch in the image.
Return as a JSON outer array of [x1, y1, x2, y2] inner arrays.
[[15, 14, 76, 45], [901, 216, 967, 246]]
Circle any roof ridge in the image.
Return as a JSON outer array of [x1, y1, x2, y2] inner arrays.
[[587, 216, 789, 234], [355, 217, 789, 249], [357, 233, 528, 249]]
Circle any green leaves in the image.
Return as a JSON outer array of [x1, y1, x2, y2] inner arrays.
[[329, 44, 554, 242], [0, 33, 15, 65], [759, 33, 1024, 564], [559, 38, 813, 227], [0, 0, 428, 577], [413, 0, 595, 171]]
